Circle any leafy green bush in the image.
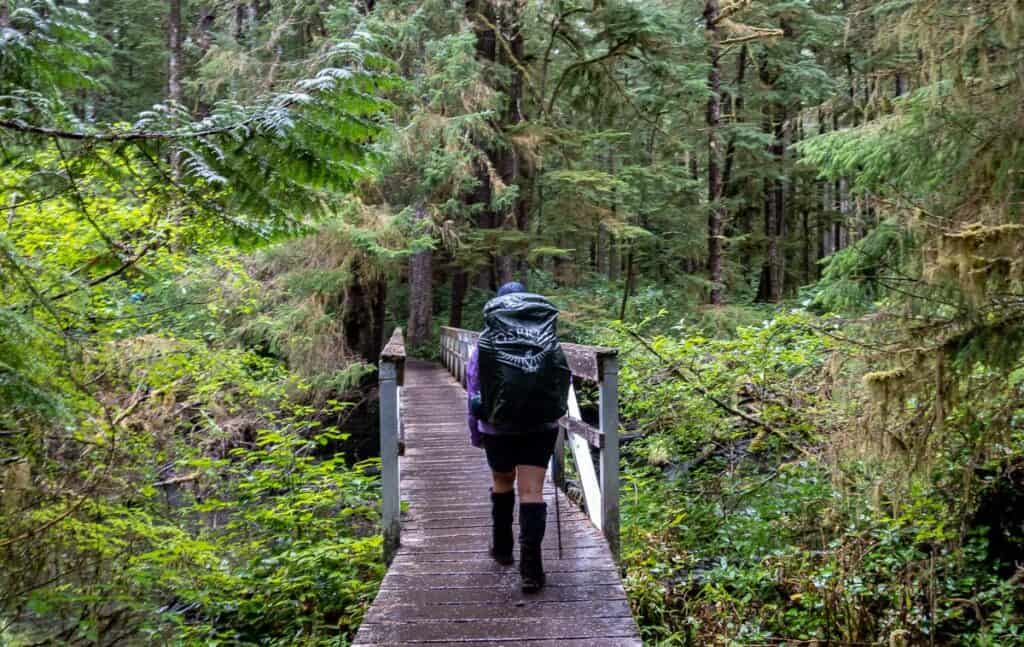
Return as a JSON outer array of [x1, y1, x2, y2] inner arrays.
[[2, 335, 384, 646], [581, 308, 1023, 645]]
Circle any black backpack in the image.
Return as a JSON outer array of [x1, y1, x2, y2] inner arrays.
[[477, 292, 571, 427]]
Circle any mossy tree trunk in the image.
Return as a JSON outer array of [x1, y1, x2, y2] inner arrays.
[[704, 0, 725, 305], [407, 206, 433, 348]]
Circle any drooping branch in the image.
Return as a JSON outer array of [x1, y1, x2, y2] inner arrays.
[[626, 328, 816, 459], [712, 0, 755, 25], [546, 40, 635, 116], [0, 117, 248, 142], [722, 27, 784, 45]]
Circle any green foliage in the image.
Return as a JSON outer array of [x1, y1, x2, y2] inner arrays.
[[2, 336, 383, 645], [0, 1, 105, 99], [812, 218, 917, 312], [1, 4, 392, 642], [580, 308, 1024, 645]]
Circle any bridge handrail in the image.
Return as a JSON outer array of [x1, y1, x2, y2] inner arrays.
[[438, 326, 621, 559], [379, 328, 405, 563]]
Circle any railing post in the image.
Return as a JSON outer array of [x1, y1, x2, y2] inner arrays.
[[598, 354, 620, 560], [459, 337, 468, 385], [380, 359, 400, 564]]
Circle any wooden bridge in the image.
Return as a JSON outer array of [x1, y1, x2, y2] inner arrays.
[[352, 327, 641, 646]]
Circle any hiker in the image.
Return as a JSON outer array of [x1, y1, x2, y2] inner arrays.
[[466, 281, 571, 593]]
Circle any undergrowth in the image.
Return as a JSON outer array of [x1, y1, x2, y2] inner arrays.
[[568, 300, 1024, 646]]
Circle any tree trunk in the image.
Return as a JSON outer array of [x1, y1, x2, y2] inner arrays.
[[757, 101, 788, 302], [607, 149, 620, 281], [407, 206, 433, 348], [722, 44, 749, 195], [597, 225, 609, 276], [466, 0, 525, 282], [168, 0, 183, 105], [704, 0, 725, 305], [168, 0, 183, 178], [449, 270, 468, 328], [770, 110, 787, 301], [194, 6, 216, 115], [802, 207, 812, 285], [495, 255, 514, 287], [344, 262, 387, 362], [619, 246, 635, 321], [757, 172, 776, 302]]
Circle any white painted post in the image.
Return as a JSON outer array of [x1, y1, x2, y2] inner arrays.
[[567, 385, 602, 530], [397, 385, 404, 456], [380, 360, 400, 563], [599, 355, 620, 559]]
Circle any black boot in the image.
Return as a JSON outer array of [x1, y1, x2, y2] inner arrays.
[[518, 502, 547, 593], [489, 490, 515, 566]]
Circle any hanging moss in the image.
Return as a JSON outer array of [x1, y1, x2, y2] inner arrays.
[[932, 222, 1024, 305]]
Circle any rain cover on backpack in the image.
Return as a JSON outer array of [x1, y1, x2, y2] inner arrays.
[[477, 292, 570, 427]]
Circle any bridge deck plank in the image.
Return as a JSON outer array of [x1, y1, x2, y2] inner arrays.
[[353, 360, 640, 646]]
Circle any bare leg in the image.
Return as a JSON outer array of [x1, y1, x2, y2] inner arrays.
[[492, 469, 515, 494], [516, 465, 546, 503]]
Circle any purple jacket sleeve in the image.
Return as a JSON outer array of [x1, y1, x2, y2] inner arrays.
[[466, 345, 483, 448]]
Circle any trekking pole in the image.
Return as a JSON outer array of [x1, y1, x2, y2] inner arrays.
[[554, 466, 563, 559], [557, 481, 565, 556]]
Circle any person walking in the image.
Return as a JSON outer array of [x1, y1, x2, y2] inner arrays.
[[466, 282, 571, 593]]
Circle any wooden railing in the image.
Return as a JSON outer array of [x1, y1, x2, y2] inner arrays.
[[379, 328, 405, 564], [439, 326, 621, 558]]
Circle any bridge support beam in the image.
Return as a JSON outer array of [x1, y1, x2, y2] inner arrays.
[[380, 360, 400, 564], [598, 355, 620, 560], [379, 328, 406, 565]]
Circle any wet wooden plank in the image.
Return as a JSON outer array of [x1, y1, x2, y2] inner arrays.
[[401, 511, 591, 530], [363, 598, 633, 623], [355, 639, 641, 647], [355, 616, 638, 643], [391, 546, 611, 563], [381, 569, 623, 590], [369, 583, 628, 607], [459, 639, 640, 647], [353, 360, 639, 646], [388, 555, 616, 575]]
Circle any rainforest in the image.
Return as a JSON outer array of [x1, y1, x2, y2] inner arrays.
[[1, 0, 1022, 644]]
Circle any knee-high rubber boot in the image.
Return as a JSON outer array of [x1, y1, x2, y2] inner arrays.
[[518, 502, 547, 593], [490, 490, 515, 565]]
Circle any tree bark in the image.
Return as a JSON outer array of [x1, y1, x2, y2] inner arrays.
[[466, 0, 525, 282], [597, 225, 609, 276], [407, 205, 433, 348], [704, 0, 725, 305], [722, 44, 749, 195], [770, 109, 787, 301], [607, 148, 620, 281], [619, 246, 635, 321], [449, 270, 468, 328], [343, 262, 386, 362], [756, 101, 787, 302], [168, 0, 184, 178], [168, 0, 183, 105], [194, 5, 216, 115]]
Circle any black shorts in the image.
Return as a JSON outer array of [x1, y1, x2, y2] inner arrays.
[[482, 430, 559, 473]]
